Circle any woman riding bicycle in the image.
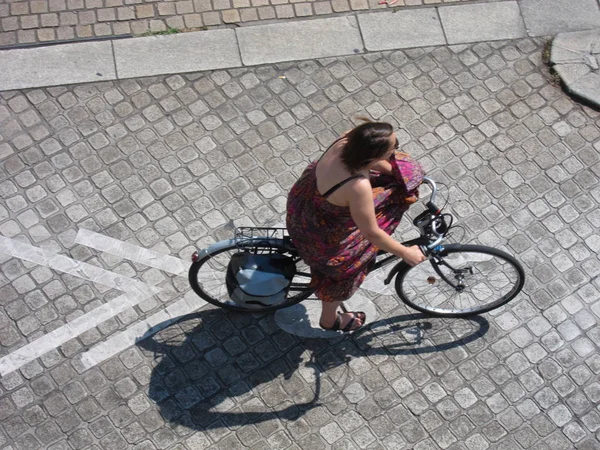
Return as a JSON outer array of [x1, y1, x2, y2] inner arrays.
[[286, 119, 426, 332]]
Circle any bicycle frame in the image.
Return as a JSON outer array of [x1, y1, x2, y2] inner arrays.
[[371, 236, 430, 282], [371, 176, 452, 285]]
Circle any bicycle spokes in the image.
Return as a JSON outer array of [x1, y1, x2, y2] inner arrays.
[[395, 246, 524, 317]]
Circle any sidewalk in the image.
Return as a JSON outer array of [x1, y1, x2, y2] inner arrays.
[[2, 0, 600, 91], [0, 0, 480, 48]]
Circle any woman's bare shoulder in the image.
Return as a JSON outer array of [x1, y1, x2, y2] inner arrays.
[[345, 175, 372, 194]]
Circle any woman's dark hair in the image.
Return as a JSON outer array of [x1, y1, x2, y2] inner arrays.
[[341, 119, 395, 173]]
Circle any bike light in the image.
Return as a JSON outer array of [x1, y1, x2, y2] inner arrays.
[[191, 251, 199, 262]]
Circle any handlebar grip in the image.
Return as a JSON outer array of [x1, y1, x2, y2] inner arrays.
[[426, 201, 440, 214]]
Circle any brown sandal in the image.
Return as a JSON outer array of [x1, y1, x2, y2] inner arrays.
[[320, 311, 366, 332]]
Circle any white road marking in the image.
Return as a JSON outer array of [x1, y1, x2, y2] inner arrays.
[[0, 236, 159, 297], [75, 228, 188, 277], [0, 235, 161, 376], [78, 291, 204, 370], [0, 291, 155, 376], [0, 232, 208, 374]]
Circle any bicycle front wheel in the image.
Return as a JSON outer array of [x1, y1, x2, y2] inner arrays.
[[395, 244, 524, 317], [189, 239, 313, 313]]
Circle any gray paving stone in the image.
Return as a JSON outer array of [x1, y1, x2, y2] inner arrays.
[[357, 9, 445, 52], [520, 0, 600, 37], [236, 16, 363, 66], [2, 36, 600, 450], [113, 30, 241, 79], [438, 1, 526, 45], [0, 41, 116, 91]]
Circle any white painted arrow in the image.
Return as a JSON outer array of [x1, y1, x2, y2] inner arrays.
[[0, 236, 161, 376], [75, 228, 188, 277]]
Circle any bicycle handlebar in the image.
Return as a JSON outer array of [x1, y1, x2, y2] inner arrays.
[[422, 176, 440, 214], [420, 177, 445, 253]]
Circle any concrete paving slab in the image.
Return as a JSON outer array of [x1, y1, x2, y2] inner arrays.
[[551, 30, 600, 108], [568, 72, 600, 106], [439, 1, 526, 45], [551, 44, 589, 66], [551, 29, 600, 64], [236, 16, 363, 66], [113, 29, 241, 79], [520, 0, 600, 37], [554, 63, 591, 85], [0, 41, 115, 91], [358, 9, 445, 52]]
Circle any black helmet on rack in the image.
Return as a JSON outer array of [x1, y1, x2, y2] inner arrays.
[[225, 252, 296, 309]]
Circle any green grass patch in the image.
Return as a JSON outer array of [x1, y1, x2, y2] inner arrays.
[[142, 27, 181, 37]]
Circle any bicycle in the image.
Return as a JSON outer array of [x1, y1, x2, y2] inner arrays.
[[188, 177, 525, 318]]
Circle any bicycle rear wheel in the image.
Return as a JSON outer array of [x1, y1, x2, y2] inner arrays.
[[394, 244, 524, 317], [189, 239, 313, 313]]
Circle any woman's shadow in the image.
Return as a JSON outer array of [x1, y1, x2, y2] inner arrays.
[[136, 304, 489, 431]]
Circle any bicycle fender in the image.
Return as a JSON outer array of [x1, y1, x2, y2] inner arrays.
[[195, 239, 237, 259], [384, 261, 409, 285]]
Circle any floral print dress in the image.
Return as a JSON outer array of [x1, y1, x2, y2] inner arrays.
[[286, 150, 424, 302]]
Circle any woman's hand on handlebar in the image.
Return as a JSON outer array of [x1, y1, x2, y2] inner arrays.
[[402, 245, 427, 266]]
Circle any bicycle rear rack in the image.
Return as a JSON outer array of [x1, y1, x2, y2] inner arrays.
[[233, 227, 295, 254], [235, 227, 288, 241]]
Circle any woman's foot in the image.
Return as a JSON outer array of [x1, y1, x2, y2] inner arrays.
[[319, 311, 366, 332]]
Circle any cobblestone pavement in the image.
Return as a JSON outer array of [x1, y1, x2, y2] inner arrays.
[[2, 37, 600, 450], [0, 0, 489, 47]]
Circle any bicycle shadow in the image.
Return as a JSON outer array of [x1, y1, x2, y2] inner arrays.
[[136, 305, 489, 432]]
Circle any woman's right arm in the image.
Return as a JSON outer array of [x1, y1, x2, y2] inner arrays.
[[348, 179, 426, 266]]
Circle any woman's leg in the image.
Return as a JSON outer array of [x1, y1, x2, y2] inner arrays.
[[319, 300, 364, 330]]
